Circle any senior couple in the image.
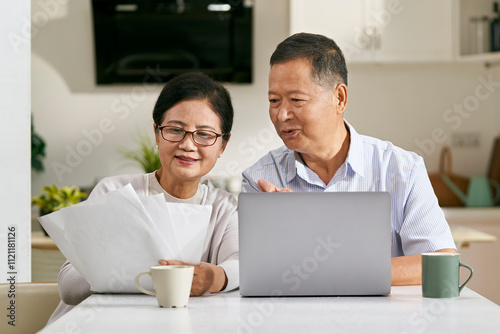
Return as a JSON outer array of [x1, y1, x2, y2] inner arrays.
[[49, 33, 455, 321]]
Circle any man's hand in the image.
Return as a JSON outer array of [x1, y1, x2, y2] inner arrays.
[[258, 179, 293, 192], [158, 260, 227, 296]]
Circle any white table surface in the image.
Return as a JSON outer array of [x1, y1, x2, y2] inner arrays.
[[40, 286, 500, 334]]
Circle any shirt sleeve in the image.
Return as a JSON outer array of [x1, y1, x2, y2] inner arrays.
[[241, 172, 260, 193], [399, 157, 457, 255], [57, 260, 92, 305], [47, 261, 92, 325], [214, 198, 240, 292]]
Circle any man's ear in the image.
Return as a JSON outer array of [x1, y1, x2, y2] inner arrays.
[[334, 83, 348, 114]]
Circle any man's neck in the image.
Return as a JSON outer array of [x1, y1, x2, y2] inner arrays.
[[299, 123, 351, 185]]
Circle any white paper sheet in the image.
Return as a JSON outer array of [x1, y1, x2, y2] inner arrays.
[[167, 202, 213, 263], [39, 184, 212, 293], [140, 194, 179, 257]]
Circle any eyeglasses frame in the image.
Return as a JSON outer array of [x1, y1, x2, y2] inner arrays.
[[157, 125, 223, 147]]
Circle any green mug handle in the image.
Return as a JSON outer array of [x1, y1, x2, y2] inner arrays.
[[458, 261, 474, 294]]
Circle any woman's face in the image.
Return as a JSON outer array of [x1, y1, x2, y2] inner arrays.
[[155, 99, 228, 184]]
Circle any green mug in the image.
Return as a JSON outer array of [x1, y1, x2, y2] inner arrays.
[[422, 253, 473, 298]]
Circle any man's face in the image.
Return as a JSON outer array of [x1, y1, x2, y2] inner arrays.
[[268, 58, 346, 157]]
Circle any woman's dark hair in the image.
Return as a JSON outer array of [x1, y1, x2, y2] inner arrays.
[[153, 72, 233, 141], [270, 32, 348, 88]]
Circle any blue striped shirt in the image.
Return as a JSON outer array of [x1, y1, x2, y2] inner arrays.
[[241, 122, 456, 257]]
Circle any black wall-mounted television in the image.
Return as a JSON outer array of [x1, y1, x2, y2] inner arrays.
[[91, 0, 253, 84]]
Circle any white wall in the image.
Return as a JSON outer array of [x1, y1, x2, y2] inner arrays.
[[1, 1, 31, 282], [347, 62, 500, 175], [31, 0, 500, 196]]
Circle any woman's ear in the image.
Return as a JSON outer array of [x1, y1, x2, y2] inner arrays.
[[153, 123, 160, 147], [219, 133, 231, 157]]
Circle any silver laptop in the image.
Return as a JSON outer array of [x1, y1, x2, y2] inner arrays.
[[238, 192, 391, 297]]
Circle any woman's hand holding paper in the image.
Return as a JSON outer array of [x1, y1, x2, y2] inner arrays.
[[159, 260, 228, 296]]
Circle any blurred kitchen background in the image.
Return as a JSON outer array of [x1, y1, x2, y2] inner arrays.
[[26, 0, 500, 303], [31, 0, 500, 196]]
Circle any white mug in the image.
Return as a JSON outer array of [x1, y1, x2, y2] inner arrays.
[[135, 265, 194, 308]]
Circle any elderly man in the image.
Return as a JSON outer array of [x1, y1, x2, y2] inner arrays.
[[241, 33, 456, 285]]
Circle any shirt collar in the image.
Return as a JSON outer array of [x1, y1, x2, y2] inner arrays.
[[344, 120, 365, 177], [284, 148, 298, 184]]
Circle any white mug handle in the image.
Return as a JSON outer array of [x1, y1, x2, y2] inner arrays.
[[135, 271, 156, 296]]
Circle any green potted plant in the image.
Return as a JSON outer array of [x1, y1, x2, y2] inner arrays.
[[32, 185, 87, 214], [32, 185, 87, 235], [117, 130, 161, 173]]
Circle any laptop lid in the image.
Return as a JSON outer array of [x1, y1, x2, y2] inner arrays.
[[238, 192, 391, 297]]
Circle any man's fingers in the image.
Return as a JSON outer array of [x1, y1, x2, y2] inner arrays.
[[258, 179, 279, 192], [257, 179, 294, 193]]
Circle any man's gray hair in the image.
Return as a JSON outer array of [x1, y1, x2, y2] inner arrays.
[[270, 33, 348, 89]]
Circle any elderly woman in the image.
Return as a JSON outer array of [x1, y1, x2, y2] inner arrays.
[[49, 72, 238, 322]]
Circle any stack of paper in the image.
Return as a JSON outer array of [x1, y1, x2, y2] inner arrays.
[[39, 184, 212, 293]]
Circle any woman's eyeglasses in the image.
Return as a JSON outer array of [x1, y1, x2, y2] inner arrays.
[[158, 126, 222, 147]]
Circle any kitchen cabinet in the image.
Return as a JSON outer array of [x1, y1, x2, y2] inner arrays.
[[290, 0, 500, 64], [458, 0, 500, 64]]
